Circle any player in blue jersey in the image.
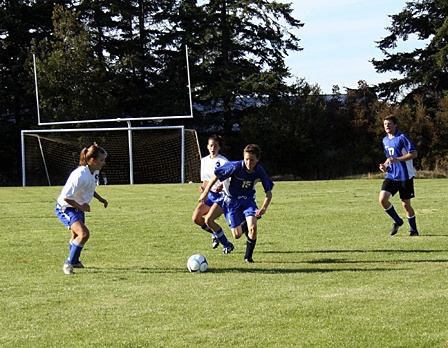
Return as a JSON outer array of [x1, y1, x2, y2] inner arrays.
[[192, 134, 229, 249], [379, 115, 419, 236], [55, 142, 109, 274], [199, 144, 274, 262]]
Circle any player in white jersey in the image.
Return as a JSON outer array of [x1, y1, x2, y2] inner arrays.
[[192, 134, 229, 249], [55, 142, 108, 274]]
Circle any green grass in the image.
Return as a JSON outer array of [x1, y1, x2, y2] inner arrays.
[[0, 180, 447, 347]]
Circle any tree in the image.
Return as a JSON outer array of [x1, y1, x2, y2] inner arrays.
[[372, 0, 448, 105], [164, 0, 304, 135], [34, 5, 116, 122]]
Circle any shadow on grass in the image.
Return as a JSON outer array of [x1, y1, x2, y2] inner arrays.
[[262, 249, 447, 254], [81, 265, 406, 275], [303, 258, 448, 264], [203, 267, 406, 274], [105, 264, 410, 275]]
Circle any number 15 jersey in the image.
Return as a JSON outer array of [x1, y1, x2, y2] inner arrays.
[[214, 160, 274, 199]]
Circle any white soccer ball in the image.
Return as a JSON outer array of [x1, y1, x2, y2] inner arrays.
[[187, 254, 208, 273]]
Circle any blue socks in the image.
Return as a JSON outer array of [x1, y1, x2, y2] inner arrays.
[[385, 204, 403, 225], [213, 229, 231, 247], [245, 237, 256, 260], [407, 215, 417, 231], [385, 205, 418, 231], [67, 240, 84, 265]]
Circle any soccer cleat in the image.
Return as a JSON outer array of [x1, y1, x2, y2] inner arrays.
[[212, 236, 219, 249], [73, 261, 84, 268], [222, 242, 235, 254], [390, 220, 404, 235], [63, 263, 74, 275], [244, 258, 254, 263], [409, 230, 419, 236]]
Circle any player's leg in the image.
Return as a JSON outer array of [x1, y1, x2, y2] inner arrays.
[[68, 230, 84, 268], [194, 201, 219, 248], [402, 199, 418, 236], [244, 215, 258, 263], [231, 225, 243, 239], [56, 206, 87, 274], [400, 179, 418, 236], [230, 205, 251, 239], [241, 200, 260, 263], [379, 180, 403, 235], [65, 220, 90, 271], [192, 202, 213, 232], [205, 203, 233, 253]]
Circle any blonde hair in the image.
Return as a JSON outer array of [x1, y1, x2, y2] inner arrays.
[[79, 142, 107, 166]]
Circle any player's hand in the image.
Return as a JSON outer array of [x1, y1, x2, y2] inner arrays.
[[255, 208, 266, 218], [388, 157, 398, 164], [198, 186, 205, 193], [215, 183, 223, 192], [81, 203, 91, 212], [379, 163, 387, 172]]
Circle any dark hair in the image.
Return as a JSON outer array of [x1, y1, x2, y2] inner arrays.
[[79, 142, 107, 166], [244, 144, 261, 159], [208, 134, 223, 147], [384, 115, 398, 125]]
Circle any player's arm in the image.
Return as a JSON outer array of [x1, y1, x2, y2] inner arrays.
[[64, 198, 90, 212], [94, 191, 108, 208], [379, 161, 389, 172], [388, 150, 417, 164], [255, 191, 272, 218], [199, 180, 209, 193], [199, 175, 218, 203]]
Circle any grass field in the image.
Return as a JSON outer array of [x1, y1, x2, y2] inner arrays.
[[0, 180, 447, 347]]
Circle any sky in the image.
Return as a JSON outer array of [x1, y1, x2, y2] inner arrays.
[[284, 0, 426, 94]]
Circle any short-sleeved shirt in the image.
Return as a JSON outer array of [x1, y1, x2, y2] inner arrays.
[[201, 154, 228, 193], [214, 160, 274, 199], [383, 130, 417, 181], [56, 166, 99, 211]]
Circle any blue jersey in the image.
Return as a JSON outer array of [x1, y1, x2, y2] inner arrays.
[[383, 130, 416, 181], [214, 160, 274, 199]]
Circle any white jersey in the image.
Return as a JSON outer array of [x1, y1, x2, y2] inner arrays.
[[201, 154, 228, 193], [57, 166, 99, 210]]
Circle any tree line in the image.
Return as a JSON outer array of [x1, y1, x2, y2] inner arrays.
[[1, 0, 448, 185]]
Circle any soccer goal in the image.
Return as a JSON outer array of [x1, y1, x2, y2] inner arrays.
[[21, 126, 201, 186]]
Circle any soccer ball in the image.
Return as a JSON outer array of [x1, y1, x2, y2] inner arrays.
[[187, 254, 208, 273]]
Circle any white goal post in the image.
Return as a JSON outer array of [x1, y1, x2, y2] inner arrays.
[[21, 125, 201, 187]]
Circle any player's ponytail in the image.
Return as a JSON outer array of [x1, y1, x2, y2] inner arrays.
[[79, 142, 107, 166]]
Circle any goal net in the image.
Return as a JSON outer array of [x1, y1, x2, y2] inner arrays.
[[21, 126, 201, 186]]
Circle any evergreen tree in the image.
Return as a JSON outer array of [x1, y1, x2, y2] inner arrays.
[[372, 0, 448, 106], [35, 5, 116, 122], [154, 0, 303, 134]]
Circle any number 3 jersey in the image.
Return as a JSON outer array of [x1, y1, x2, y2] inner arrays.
[[214, 160, 274, 199], [56, 165, 99, 210], [383, 130, 417, 181]]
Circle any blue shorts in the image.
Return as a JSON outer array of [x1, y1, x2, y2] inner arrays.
[[221, 196, 257, 228], [205, 191, 224, 207], [55, 204, 85, 228]]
